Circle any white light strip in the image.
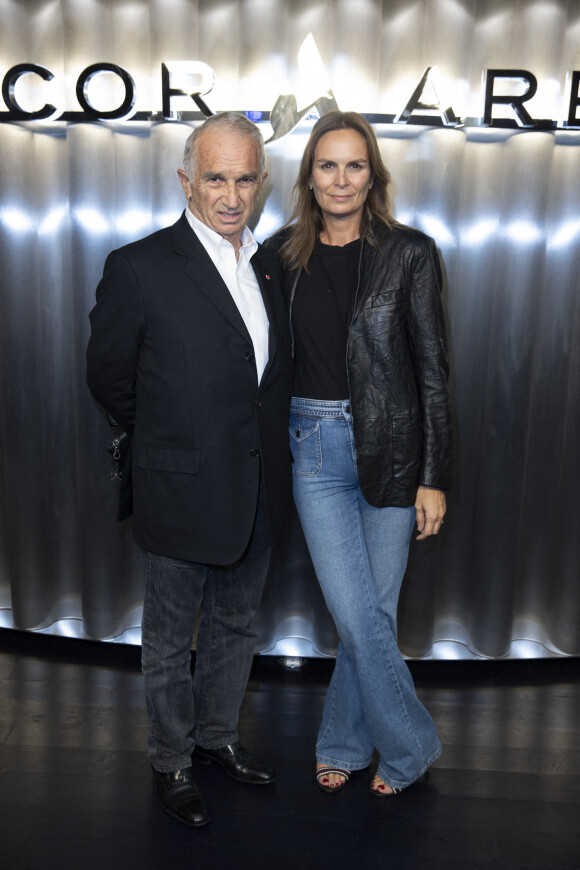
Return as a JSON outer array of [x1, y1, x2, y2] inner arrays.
[[419, 215, 456, 247], [505, 220, 542, 244], [75, 207, 110, 234], [461, 219, 499, 246], [549, 219, 580, 248], [0, 208, 35, 232]]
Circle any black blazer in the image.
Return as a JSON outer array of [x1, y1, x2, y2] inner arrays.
[[87, 213, 292, 564]]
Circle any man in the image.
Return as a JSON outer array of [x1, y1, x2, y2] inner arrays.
[[86, 113, 292, 828]]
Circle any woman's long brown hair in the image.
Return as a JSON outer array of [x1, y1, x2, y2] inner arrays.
[[279, 111, 397, 270]]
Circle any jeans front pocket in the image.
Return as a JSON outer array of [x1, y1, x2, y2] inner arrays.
[[289, 415, 322, 477]]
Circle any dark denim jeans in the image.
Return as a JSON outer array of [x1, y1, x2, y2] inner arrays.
[[141, 491, 271, 773]]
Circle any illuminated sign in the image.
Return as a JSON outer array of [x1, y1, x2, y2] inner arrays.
[[0, 61, 216, 122], [1, 41, 579, 134]]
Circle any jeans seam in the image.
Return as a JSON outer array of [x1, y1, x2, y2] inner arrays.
[[357, 513, 428, 767], [316, 648, 339, 752], [197, 578, 216, 745]]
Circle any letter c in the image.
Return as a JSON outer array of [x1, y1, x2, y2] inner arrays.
[[2, 64, 58, 119]]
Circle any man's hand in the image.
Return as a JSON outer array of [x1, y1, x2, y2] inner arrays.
[[415, 486, 446, 540]]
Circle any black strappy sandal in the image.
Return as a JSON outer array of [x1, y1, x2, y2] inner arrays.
[[370, 774, 401, 797], [316, 766, 351, 794]]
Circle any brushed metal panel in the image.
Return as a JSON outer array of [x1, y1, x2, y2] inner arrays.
[[0, 0, 578, 657]]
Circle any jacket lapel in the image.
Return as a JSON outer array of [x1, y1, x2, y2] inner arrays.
[[172, 213, 251, 342], [251, 245, 279, 381], [172, 215, 283, 382]]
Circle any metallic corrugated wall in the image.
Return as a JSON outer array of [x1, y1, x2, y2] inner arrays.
[[0, 0, 578, 658]]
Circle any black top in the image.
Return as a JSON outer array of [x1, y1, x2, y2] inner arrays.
[[291, 237, 361, 400]]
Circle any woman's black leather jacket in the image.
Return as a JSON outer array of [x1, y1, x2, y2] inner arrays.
[[267, 221, 453, 508]]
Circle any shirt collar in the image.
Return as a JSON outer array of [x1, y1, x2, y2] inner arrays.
[[184, 207, 258, 265]]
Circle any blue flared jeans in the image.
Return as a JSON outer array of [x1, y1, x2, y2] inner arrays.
[[290, 397, 441, 789]]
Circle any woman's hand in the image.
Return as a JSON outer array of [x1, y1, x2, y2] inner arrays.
[[415, 486, 446, 540]]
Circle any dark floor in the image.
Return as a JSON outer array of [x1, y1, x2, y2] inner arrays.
[[0, 629, 579, 870]]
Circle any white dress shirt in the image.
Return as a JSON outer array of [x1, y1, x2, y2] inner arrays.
[[184, 208, 270, 384]]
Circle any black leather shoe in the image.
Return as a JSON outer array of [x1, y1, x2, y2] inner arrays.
[[193, 741, 275, 785], [153, 767, 209, 827]]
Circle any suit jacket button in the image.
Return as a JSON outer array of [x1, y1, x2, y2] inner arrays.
[[245, 351, 254, 361], [250, 448, 259, 457]]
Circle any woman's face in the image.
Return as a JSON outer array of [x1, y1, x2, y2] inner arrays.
[[309, 128, 373, 225]]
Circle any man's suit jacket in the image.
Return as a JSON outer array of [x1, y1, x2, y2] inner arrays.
[[87, 212, 292, 565]]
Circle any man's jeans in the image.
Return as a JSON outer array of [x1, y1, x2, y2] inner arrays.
[[141, 490, 270, 773], [290, 397, 441, 789]]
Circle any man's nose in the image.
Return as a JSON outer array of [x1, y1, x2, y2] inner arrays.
[[223, 181, 240, 207]]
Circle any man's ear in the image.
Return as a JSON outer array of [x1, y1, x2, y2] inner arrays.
[[177, 169, 191, 199]]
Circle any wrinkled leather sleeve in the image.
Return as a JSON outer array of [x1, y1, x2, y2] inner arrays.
[[348, 225, 452, 506], [405, 235, 452, 488]]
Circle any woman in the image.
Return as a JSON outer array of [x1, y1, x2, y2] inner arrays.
[[268, 112, 452, 797]]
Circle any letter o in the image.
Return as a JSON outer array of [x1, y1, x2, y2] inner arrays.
[[76, 63, 136, 120]]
